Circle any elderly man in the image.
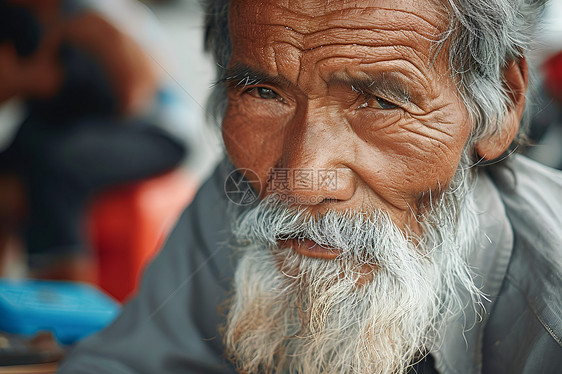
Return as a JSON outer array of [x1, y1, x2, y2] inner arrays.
[[58, 0, 561, 373]]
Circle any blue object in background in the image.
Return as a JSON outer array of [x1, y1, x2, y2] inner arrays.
[[0, 279, 120, 345]]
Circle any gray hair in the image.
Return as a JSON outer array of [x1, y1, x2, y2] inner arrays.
[[202, 0, 546, 156]]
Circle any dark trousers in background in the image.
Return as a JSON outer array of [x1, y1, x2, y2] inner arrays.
[[0, 114, 186, 271]]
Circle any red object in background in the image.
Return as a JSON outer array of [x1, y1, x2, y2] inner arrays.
[[543, 51, 562, 103], [89, 170, 197, 302]]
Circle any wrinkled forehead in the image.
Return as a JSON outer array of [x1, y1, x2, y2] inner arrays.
[[228, 0, 453, 93], [229, 0, 448, 48]]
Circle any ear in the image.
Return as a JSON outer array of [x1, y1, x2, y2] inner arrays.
[[475, 57, 528, 160]]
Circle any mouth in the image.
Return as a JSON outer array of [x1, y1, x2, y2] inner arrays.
[[277, 238, 341, 260]]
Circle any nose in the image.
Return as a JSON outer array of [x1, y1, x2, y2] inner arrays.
[[270, 103, 356, 205]]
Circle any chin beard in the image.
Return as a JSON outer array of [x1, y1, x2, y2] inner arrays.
[[223, 164, 483, 374]]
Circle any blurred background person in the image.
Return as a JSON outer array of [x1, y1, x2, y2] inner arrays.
[[526, 0, 562, 169], [0, 0, 201, 282]]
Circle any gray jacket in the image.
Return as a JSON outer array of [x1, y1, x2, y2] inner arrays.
[[57, 155, 562, 373]]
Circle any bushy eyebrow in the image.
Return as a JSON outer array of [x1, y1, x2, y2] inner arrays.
[[217, 64, 290, 89], [334, 73, 412, 104], [218, 64, 414, 104]]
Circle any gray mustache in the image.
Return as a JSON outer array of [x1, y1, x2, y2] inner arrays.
[[233, 195, 414, 263]]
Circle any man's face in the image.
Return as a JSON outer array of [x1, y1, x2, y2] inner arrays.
[[223, 0, 472, 242], [222, 2, 483, 372]]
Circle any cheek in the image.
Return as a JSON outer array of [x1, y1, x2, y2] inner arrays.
[[352, 108, 471, 196], [222, 101, 286, 194]]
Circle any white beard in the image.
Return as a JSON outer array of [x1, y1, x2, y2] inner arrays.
[[224, 166, 482, 374]]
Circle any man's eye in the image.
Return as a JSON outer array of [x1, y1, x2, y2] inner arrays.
[[246, 87, 282, 101], [358, 96, 399, 110]]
